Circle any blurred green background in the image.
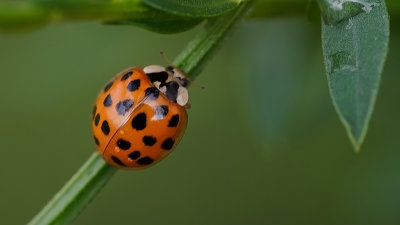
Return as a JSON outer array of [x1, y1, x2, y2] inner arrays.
[[1, 16, 400, 225]]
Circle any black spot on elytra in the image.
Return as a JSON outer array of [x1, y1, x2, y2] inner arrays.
[[127, 79, 140, 91], [161, 138, 174, 150], [137, 157, 154, 165], [112, 156, 126, 167], [93, 136, 100, 146], [128, 151, 141, 160], [92, 105, 97, 119], [164, 81, 179, 102], [104, 81, 113, 92], [117, 139, 131, 150], [103, 94, 112, 107], [168, 114, 179, 127], [131, 113, 146, 130], [146, 71, 169, 83], [94, 113, 100, 126], [142, 136, 157, 146], [115, 99, 134, 115], [101, 120, 110, 135], [154, 105, 169, 120], [145, 87, 160, 100], [121, 71, 133, 81]]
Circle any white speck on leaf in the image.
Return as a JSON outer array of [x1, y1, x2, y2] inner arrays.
[[326, 0, 379, 13], [346, 18, 353, 29]]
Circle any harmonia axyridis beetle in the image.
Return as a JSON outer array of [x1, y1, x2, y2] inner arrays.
[[91, 65, 190, 169]]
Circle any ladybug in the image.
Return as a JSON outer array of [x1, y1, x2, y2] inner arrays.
[[91, 65, 189, 169]]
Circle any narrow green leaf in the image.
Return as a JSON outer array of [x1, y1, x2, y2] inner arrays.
[[142, 0, 242, 18], [318, 0, 367, 25], [0, 2, 49, 30], [103, 4, 203, 34], [27, 153, 117, 225], [0, 0, 201, 34], [319, 0, 389, 151]]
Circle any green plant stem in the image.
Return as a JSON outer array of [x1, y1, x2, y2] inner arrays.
[[26, 1, 255, 225], [27, 153, 117, 225]]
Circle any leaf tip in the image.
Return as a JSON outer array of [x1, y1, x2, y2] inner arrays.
[[352, 142, 362, 153], [347, 130, 365, 153]]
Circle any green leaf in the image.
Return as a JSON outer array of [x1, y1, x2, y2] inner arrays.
[[103, 3, 203, 34], [319, 0, 389, 151], [0, 2, 49, 30], [142, 0, 242, 17], [318, 0, 367, 25], [0, 0, 201, 33]]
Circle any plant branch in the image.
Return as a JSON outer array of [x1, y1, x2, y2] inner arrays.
[[27, 153, 117, 225]]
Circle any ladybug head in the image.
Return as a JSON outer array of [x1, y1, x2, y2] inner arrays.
[[143, 65, 189, 107]]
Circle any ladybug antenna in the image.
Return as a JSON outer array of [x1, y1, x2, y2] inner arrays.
[[160, 51, 175, 67], [160, 51, 205, 90], [187, 78, 206, 90]]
